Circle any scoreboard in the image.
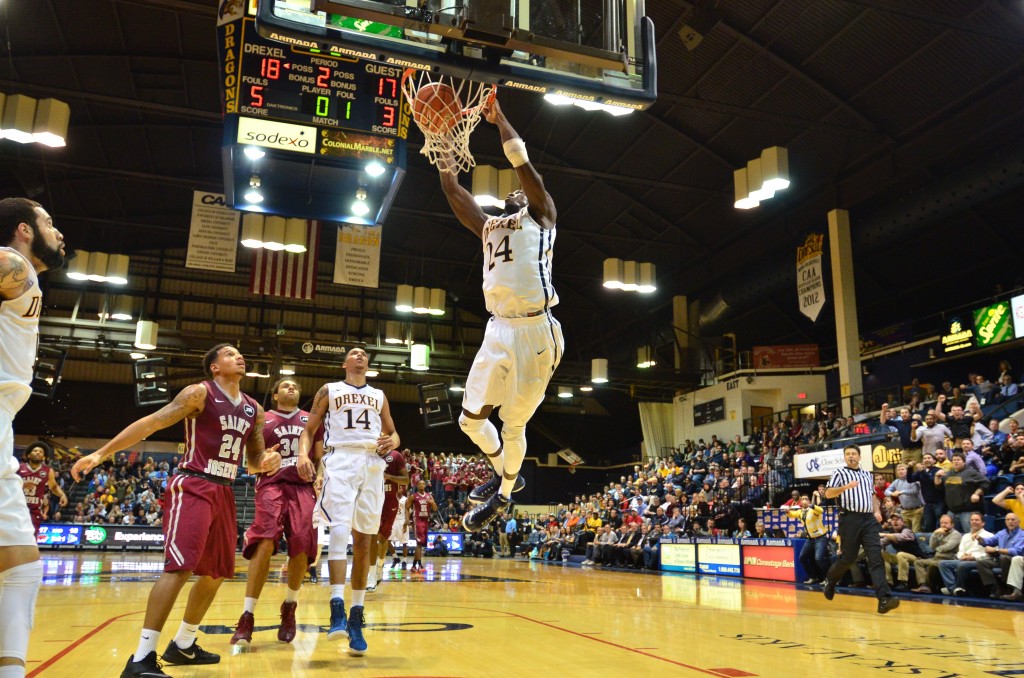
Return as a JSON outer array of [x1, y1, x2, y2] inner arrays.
[[226, 18, 408, 139]]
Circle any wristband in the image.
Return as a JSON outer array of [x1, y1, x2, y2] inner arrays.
[[503, 137, 529, 167]]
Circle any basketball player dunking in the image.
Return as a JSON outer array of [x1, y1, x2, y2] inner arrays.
[[0, 198, 65, 678], [73, 344, 282, 678], [407, 480, 437, 572], [437, 95, 563, 530], [297, 347, 399, 657], [367, 447, 408, 591], [17, 441, 68, 538], [231, 378, 323, 649]]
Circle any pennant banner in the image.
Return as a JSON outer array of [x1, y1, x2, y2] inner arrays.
[[333, 223, 382, 288], [249, 220, 320, 300], [796, 233, 825, 322]]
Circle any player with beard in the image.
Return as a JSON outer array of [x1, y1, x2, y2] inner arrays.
[[367, 448, 408, 591], [17, 441, 68, 539], [231, 378, 323, 649], [407, 480, 437, 572], [0, 198, 65, 678]]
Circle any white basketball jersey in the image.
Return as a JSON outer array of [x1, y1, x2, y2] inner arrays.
[[0, 247, 41, 411], [323, 380, 385, 449], [481, 208, 558, 318]]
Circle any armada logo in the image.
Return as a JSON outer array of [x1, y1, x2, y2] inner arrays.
[[383, 57, 433, 70], [301, 342, 347, 355], [332, 46, 379, 61], [237, 118, 316, 155], [269, 32, 317, 49], [503, 81, 546, 93]]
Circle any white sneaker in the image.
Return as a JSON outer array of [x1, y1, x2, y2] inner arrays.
[[366, 574, 377, 592], [940, 587, 951, 595]]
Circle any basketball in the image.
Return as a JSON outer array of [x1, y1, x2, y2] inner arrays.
[[412, 82, 462, 136]]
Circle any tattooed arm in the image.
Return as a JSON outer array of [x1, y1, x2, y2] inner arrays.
[[297, 384, 329, 481], [0, 249, 33, 300], [71, 383, 208, 480], [246, 405, 281, 474]]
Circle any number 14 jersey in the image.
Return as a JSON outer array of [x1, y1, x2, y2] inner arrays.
[[324, 380, 384, 449], [481, 207, 558, 319]]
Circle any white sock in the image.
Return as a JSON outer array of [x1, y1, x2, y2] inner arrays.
[[243, 596, 257, 614], [351, 589, 365, 607], [173, 621, 199, 649], [0, 666, 25, 677], [331, 584, 345, 601], [133, 629, 160, 662], [376, 557, 385, 570], [285, 587, 299, 604]]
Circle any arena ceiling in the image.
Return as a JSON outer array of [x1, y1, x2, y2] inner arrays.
[[2, 0, 1024, 400]]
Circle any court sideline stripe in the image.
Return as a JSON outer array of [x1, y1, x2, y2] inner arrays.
[[451, 605, 731, 676], [27, 610, 142, 677]]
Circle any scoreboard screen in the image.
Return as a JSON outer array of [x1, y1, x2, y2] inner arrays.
[[231, 19, 407, 139]]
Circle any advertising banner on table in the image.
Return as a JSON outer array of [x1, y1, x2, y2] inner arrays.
[[941, 315, 974, 355], [37, 523, 164, 548], [974, 301, 1012, 347], [741, 543, 798, 582], [186, 191, 240, 273], [333, 224, 382, 288], [752, 344, 820, 369], [660, 542, 697, 573], [796, 233, 825, 322], [697, 541, 742, 576], [427, 532, 463, 554], [37, 523, 83, 546], [795, 444, 874, 479]]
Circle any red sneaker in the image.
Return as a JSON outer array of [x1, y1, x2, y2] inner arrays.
[[230, 611, 254, 648], [278, 601, 297, 643]]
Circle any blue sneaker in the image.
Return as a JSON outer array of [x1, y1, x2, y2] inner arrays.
[[327, 597, 348, 640], [347, 606, 367, 655]]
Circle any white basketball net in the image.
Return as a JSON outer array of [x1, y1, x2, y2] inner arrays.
[[401, 68, 495, 174]]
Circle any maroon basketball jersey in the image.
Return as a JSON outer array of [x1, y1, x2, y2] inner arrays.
[[412, 491, 432, 522], [17, 462, 49, 514], [382, 450, 407, 498], [256, 408, 321, 487], [180, 380, 259, 481]]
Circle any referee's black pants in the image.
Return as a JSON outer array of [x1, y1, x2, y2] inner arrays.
[[825, 511, 891, 600]]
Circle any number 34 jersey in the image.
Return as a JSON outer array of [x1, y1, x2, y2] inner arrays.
[[481, 207, 558, 319], [324, 381, 385, 449], [257, 408, 322, 487]]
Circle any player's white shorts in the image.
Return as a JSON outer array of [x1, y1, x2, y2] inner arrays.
[[463, 313, 563, 424], [0, 403, 35, 547], [389, 516, 407, 544], [316, 447, 386, 536]]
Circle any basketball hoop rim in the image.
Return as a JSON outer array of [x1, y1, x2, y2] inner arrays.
[[401, 67, 497, 119]]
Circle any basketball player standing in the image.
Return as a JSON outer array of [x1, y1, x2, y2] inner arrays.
[[297, 347, 399, 656], [407, 480, 436, 572], [231, 378, 322, 649], [72, 344, 282, 677], [437, 96, 563, 530], [17, 441, 68, 538], [367, 447, 408, 591], [0, 198, 65, 678]]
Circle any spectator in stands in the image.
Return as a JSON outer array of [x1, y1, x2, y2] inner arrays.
[[880, 404, 918, 454], [908, 454, 945, 531], [975, 513, 1024, 598], [873, 474, 890, 503], [879, 513, 925, 592], [993, 482, 1024, 522], [1001, 556, 1023, 601], [582, 524, 618, 566], [933, 448, 954, 472], [936, 452, 990, 533], [935, 398, 974, 445], [912, 412, 952, 460], [607, 522, 643, 568], [885, 464, 924, 532], [642, 525, 666, 570], [910, 514, 962, 594], [780, 490, 801, 509], [938, 512, 993, 596], [788, 494, 830, 584], [731, 517, 751, 539]]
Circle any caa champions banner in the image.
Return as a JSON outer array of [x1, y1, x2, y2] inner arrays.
[[797, 234, 825, 322]]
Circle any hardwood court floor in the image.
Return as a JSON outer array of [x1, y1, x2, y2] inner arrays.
[[26, 552, 1024, 677]]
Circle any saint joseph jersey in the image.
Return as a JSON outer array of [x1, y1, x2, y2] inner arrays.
[[181, 380, 260, 481], [18, 462, 49, 515], [0, 246, 42, 412], [256, 408, 321, 487], [324, 381, 385, 449], [481, 207, 557, 318]]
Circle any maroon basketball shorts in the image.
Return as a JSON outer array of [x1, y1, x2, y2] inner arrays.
[[414, 518, 429, 546], [243, 481, 317, 561], [163, 474, 237, 579], [377, 494, 400, 539]]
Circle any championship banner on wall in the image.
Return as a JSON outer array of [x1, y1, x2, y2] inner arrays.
[[185, 191, 240, 273], [796, 233, 825, 322], [333, 224, 382, 288]]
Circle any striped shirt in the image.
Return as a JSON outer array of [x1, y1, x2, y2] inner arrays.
[[786, 505, 827, 538], [827, 466, 875, 513]]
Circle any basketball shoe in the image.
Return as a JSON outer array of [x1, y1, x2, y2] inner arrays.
[[120, 651, 171, 678], [463, 491, 509, 531], [327, 597, 348, 640], [468, 472, 525, 504], [278, 601, 298, 642], [230, 611, 254, 648], [161, 639, 220, 665], [347, 606, 368, 655]]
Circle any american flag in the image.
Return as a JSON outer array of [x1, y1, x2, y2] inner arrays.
[[249, 220, 320, 300]]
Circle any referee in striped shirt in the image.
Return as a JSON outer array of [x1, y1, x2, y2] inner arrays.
[[822, 445, 900, 614]]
